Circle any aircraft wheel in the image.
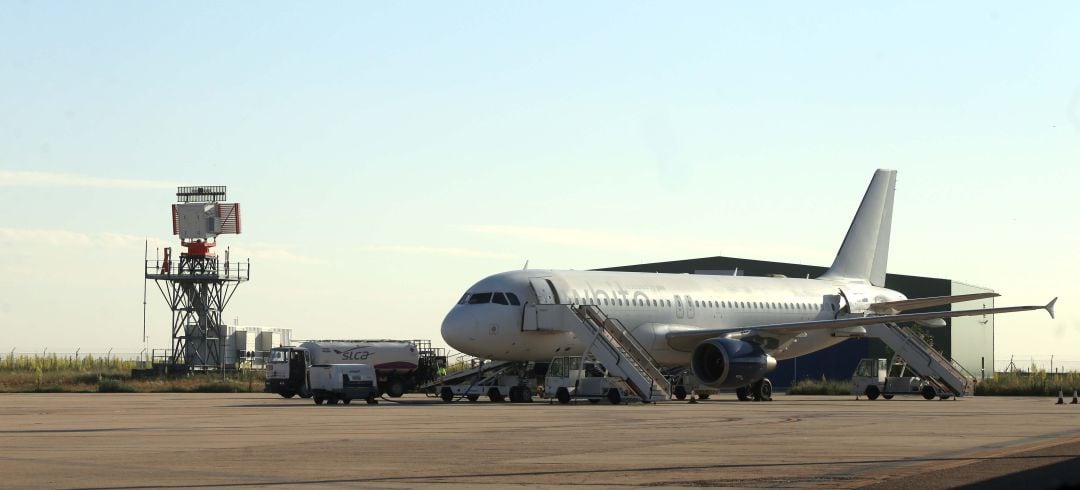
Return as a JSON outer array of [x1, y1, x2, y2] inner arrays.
[[883, 394, 894, 400], [752, 379, 773, 401], [698, 393, 710, 400], [606, 388, 622, 405], [865, 385, 880, 401], [736, 386, 752, 401], [313, 395, 325, 405], [556, 387, 571, 404], [921, 386, 936, 400], [673, 385, 687, 400], [440, 387, 453, 403], [341, 397, 352, 405], [366, 397, 378, 405], [467, 394, 480, 402], [279, 391, 295, 399]]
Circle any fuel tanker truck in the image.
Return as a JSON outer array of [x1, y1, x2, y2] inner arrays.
[[266, 340, 437, 398]]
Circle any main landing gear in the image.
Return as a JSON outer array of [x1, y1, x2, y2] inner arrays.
[[736, 378, 773, 402]]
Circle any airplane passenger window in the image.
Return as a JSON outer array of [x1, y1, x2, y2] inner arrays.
[[506, 293, 521, 306], [492, 293, 509, 305], [603, 298, 609, 305], [666, 300, 671, 307], [468, 293, 492, 304]]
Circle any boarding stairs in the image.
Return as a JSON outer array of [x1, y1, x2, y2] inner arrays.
[[568, 304, 671, 402], [866, 323, 976, 397]]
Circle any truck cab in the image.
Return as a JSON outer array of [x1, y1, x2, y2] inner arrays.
[[266, 347, 311, 398]]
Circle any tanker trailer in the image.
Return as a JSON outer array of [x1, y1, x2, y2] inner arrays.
[[266, 340, 421, 398]]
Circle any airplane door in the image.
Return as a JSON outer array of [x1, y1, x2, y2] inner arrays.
[[530, 278, 557, 304]]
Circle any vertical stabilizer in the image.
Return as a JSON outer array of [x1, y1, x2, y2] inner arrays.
[[820, 169, 896, 286]]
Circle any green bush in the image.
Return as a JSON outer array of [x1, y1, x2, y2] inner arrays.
[[975, 371, 1080, 396], [787, 376, 852, 395], [191, 381, 244, 393], [98, 379, 136, 393]]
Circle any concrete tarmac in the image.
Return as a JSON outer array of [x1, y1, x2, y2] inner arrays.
[[1, 393, 1078, 489]]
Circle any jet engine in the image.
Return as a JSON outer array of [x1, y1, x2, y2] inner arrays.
[[691, 337, 777, 388]]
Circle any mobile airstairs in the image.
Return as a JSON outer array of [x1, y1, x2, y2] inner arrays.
[[564, 304, 671, 402], [865, 323, 976, 398]]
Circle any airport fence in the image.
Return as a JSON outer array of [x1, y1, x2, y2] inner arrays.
[[994, 357, 1080, 374]]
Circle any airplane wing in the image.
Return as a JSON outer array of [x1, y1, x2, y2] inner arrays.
[[867, 292, 999, 314], [666, 298, 1056, 352]]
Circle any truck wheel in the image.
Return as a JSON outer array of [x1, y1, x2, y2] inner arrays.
[[440, 387, 453, 403], [865, 385, 880, 400], [556, 387, 571, 404], [698, 393, 710, 400], [673, 385, 687, 400], [366, 397, 378, 405], [386, 380, 405, 398], [466, 394, 479, 402], [921, 386, 936, 400], [939, 395, 951, 400], [341, 398, 351, 405], [314, 395, 325, 405], [883, 394, 894, 400], [487, 388, 504, 403], [328, 396, 339, 405], [606, 388, 622, 405], [279, 391, 296, 399], [588, 399, 600, 404], [736, 386, 752, 401]]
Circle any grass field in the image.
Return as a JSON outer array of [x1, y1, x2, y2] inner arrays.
[[0, 354, 265, 393]]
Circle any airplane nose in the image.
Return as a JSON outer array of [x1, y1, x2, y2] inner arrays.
[[441, 308, 478, 352]]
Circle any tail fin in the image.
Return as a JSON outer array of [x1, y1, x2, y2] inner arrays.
[[820, 169, 897, 286]]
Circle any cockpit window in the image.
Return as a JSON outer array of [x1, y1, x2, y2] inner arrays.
[[492, 293, 509, 305], [506, 293, 521, 305], [468, 293, 492, 304], [458, 293, 469, 305]]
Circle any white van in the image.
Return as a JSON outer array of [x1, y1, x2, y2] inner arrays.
[[308, 364, 379, 405]]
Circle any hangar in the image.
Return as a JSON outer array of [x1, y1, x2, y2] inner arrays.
[[599, 256, 994, 388]]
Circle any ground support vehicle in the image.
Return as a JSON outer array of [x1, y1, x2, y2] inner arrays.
[[543, 356, 641, 404], [669, 370, 720, 401], [308, 364, 379, 405], [266, 340, 441, 399], [435, 360, 537, 403], [852, 358, 953, 400]]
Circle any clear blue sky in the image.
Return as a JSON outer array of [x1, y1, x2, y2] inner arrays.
[[1, 2, 1077, 369]]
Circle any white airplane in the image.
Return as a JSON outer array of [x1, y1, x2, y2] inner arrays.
[[440, 169, 1056, 399]]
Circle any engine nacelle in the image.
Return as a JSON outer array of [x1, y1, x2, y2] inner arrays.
[[691, 337, 778, 388]]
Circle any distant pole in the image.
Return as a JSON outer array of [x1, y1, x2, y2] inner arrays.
[[143, 239, 149, 366]]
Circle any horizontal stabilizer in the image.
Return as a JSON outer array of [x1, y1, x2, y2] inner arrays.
[[869, 292, 1000, 314], [666, 300, 1053, 352]]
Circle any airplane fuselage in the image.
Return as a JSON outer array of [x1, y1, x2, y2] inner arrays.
[[440, 269, 906, 365]]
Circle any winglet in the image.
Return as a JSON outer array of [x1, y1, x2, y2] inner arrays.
[[1046, 297, 1057, 319]]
